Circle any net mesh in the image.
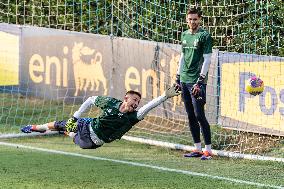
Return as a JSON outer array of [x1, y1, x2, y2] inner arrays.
[[0, 0, 284, 159], [1, 0, 282, 55]]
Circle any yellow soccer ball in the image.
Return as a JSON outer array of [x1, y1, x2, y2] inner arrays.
[[245, 76, 264, 96]]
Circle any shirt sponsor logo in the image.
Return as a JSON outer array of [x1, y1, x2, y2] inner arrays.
[[182, 39, 199, 49]]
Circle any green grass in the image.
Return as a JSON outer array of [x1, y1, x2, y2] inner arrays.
[[0, 136, 283, 189], [1, 93, 284, 188]]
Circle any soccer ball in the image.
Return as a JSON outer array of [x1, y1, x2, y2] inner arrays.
[[245, 76, 264, 96]]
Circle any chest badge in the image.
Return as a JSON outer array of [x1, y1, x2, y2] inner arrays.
[[193, 39, 199, 47]]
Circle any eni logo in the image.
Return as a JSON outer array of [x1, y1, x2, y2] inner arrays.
[[29, 42, 108, 96], [72, 42, 107, 96]]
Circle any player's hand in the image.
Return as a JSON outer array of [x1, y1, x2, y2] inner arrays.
[[65, 117, 78, 133], [191, 75, 205, 98], [165, 83, 182, 98], [191, 84, 201, 97], [175, 74, 182, 91]]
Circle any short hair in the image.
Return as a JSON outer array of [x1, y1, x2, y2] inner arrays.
[[187, 7, 202, 17], [126, 90, 141, 99]]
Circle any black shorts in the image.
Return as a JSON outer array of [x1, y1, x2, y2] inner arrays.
[[55, 118, 102, 149]]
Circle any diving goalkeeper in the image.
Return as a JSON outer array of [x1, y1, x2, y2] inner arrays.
[[21, 85, 181, 149]]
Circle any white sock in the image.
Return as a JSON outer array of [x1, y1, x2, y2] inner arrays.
[[205, 144, 212, 153], [68, 132, 76, 138], [194, 142, 202, 151], [35, 123, 49, 131]]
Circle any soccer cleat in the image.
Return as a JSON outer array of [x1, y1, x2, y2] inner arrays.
[[21, 125, 45, 133], [200, 150, 213, 160], [21, 125, 33, 133], [184, 150, 203, 158]]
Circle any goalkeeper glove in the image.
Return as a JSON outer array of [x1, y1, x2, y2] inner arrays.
[[191, 75, 205, 98], [165, 83, 182, 98], [65, 117, 78, 133], [175, 74, 182, 91], [176, 74, 181, 85]]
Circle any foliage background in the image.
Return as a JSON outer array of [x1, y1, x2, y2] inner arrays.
[[1, 0, 283, 56]]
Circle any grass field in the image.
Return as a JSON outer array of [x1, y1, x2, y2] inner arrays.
[[1, 93, 284, 188], [1, 92, 284, 159], [0, 135, 284, 189]]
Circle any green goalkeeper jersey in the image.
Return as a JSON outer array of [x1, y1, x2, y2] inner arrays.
[[180, 28, 213, 83], [91, 96, 140, 143]]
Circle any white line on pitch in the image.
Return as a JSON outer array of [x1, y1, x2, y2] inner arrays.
[[0, 141, 283, 189]]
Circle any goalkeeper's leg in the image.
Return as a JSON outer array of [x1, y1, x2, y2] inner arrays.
[[21, 118, 87, 133], [72, 118, 102, 149], [21, 120, 77, 134], [21, 120, 77, 133], [21, 121, 57, 133]]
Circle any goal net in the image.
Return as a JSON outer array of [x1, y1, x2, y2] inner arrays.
[[0, 0, 283, 161]]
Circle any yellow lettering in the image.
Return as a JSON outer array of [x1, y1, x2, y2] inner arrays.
[[63, 46, 68, 87], [29, 54, 44, 83], [125, 66, 140, 92], [63, 58, 68, 87], [160, 59, 166, 95], [142, 69, 157, 98], [46, 56, 61, 86]]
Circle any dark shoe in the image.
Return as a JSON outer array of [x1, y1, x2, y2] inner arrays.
[[21, 125, 45, 133], [184, 150, 203, 158], [21, 125, 33, 133]]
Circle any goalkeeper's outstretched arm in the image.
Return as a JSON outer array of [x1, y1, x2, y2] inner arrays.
[[137, 84, 181, 120], [73, 96, 98, 119]]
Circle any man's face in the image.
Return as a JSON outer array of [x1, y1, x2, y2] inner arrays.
[[124, 94, 141, 112], [186, 13, 201, 31]]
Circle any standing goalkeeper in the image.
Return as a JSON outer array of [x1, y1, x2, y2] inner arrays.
[[176, 7, 213, 160], [21, 85, 181, 149]]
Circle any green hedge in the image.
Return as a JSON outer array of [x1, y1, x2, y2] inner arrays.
[[1, 0, 283, 56]]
